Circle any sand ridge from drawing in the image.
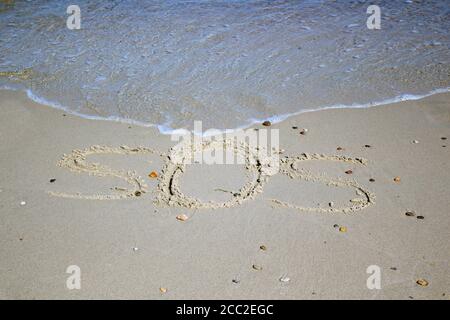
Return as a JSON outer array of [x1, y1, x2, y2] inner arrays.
[[270, 153, 375, 213], [48, 145, 162, 200], [49, 140, 374, 214]]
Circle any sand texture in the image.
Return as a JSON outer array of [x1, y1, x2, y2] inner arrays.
[[0, 89, 449, 299]]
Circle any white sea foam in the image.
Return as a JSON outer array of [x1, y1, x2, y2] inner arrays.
[[1, 85, 447, 136]]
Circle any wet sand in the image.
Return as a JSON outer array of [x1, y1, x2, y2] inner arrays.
[[0, 89, 449, 299]]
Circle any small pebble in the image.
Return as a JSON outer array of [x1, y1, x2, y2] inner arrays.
[[262, 121, 271, 127], [232, 279, 240, 284], [279, 276, 290, 283], [393, 177, 401, 182], [176, 214, 189, 221], [390, 267, 397, 271], [300, 128, 308, 135], [416, 279, 428, 287], [333, 224, 339, 228], [345, 170, 353, 174], [259, 245, 267, 251], [252, 264, 263, 271], [149, 171, 158, 178], [441, 137, 447, 140], [369, 178, 375, 182], [329, 202, 334, 207], [132, 247, 139, 252], [292, 126, 298, 129], [134, 191, 142, 197], [416, 215, 424, 220], [159, 287, 167, 294], [20, 201, 26, 206], [364, 144, 371, 148], [336, 147, 343, 151], [49, 179, 56, 183], [412, 140, 419, 144], [405, 211, 415, 217], [339, 226, 347, 233]]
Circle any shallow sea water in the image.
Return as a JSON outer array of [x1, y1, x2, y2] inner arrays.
[[0, 0, 449, 131]]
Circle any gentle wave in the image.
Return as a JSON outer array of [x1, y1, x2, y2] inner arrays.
[[1, 85, 448, 136], [1, 0, 449, 132]]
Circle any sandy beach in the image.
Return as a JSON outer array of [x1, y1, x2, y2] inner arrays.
[[0, 88, 448, 299]]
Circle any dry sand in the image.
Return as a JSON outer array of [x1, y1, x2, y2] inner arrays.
[[0, 89, 449, 299]]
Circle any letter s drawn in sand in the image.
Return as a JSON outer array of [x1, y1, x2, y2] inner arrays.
[[48, 145, 162, 200], [270, 153, 375, 213]]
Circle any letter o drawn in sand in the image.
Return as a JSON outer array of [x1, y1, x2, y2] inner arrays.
[[155, 138, 279, 209]]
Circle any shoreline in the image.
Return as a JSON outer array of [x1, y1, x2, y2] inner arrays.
[[0, 89, 449, 299], [0, 86, 448, 135]]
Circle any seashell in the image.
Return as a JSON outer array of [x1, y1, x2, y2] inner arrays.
[[176, 214, 189, 221], [416, 279, 428, 287], [259, 245, 267, 251], [149, 171, 158, 178], [262, 121, 271, 127], [339, 226, 347, 233], [393, 177, 401, 182], [405, 211, 415, 217], [252, 264, 263, 271], [20, 201, 26, 206], [416, 215, 424, 220], [279, 276, 290, 283], [345, 170, 353, 174], [159, 287, 167, 293]]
